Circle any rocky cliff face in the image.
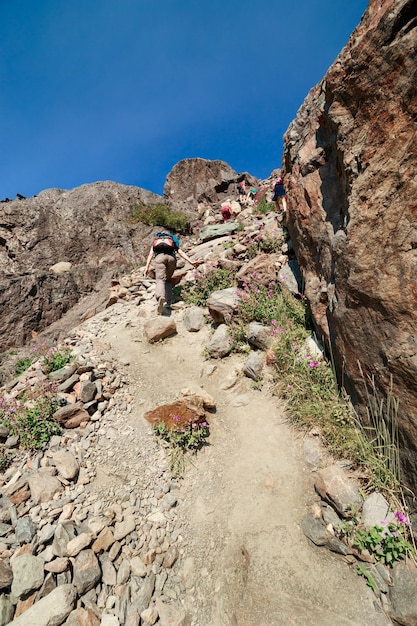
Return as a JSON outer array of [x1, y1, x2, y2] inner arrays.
[[0, 181, 161, 349], [283, 0, 417, 486]]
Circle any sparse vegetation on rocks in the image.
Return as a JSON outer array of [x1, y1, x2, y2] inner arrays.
[[130, 202, 191, 233]]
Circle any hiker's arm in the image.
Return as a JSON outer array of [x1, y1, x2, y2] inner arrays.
[[177, 248, 198, 267], [144, 247, 154, 275]]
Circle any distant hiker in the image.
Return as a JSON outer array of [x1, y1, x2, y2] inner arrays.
[[272, 177, 287, 214], [247, 188, 258, 205], [144, 232, 198, 314], [237, 181, 246, 205], [221, 203, 232, 222]]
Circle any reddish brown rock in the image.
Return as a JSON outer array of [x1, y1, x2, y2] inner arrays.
[[92, 527, 115, 553], [53, 401, 90, 428], [283, 0, 417, 490], [9, 485, 31, 506], [144, 400, 206, 430], [66, 607, 100, 626], [14, 591, 37, 618]]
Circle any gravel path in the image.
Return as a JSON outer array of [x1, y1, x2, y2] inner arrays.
[[85, 296, 389, 625]]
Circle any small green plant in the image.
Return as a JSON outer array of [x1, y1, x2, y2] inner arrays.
[[251, 379, 263, 391], [153, 417, 210, 477], [182, 265, 237, 307], [0, 390, 61, 450], [351, 511, 415, 566], [130, 203, 190, 233], [357, 564, 376, 591], [14, 358, 33, 377], [34, 344, 73, 374], [253, 192, 275, 215], [0, 451, 12, 473]]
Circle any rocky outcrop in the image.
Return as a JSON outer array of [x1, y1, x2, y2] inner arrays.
[[283, 0, 417, 489], [0, 181, 161, 349], [164, 158, 258, 208]]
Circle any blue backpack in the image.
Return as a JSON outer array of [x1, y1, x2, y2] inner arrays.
[[153, 232, 180, 253]]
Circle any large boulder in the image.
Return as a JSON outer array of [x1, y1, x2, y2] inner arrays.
[[164, 158, 258, 208], [283, 0, 417, 490]]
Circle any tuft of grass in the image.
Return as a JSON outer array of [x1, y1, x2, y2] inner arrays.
[[153, 418, 210, 477], [352, 367, 402, 495], [130, 203, 190, 233]]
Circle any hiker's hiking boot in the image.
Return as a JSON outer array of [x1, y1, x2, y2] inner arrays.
[[157, 297, 165, 314]]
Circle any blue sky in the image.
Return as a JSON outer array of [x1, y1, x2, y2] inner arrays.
[[0, 0, 368, 199]]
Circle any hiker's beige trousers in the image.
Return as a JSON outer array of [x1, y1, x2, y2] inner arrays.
[[153, 253, 176, 304]]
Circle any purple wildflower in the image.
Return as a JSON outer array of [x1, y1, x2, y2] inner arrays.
[[395, 511, 409, 525]]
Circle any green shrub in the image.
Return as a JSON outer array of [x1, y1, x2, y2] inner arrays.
[[0, 451, 11, 473], [130, 203, 190, 233], [33, 344, 73, 374], [0, 390, 61, 450], [244, 231, 283, 259], [14, 358, 33, 377], [182, 265, 237, 307], [228, 277, 307, 346], [254, 192, 275, 215]]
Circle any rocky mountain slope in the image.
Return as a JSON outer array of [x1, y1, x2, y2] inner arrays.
[[283, 0, 417, 491], [0, 162, 256, 352], [0, 204, 398, 625]]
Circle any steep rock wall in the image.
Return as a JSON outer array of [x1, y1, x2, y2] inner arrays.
[[283, 0, 417, 486], [0, 181, 161, 349]]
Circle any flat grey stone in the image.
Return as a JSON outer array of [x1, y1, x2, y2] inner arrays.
[[362, 492, 395, 528], [242, 352, 264, 381], [208, 324, 232, 359], [389, 560, 417, 625], [73, 549, 101, 595], [15, 517, 37, 544], [11, 554, 44, 598], [8, 583, 76, 625]]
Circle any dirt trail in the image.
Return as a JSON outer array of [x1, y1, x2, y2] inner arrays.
[[103, 301, 389, 625]]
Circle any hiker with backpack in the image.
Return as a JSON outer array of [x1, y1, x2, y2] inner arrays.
[[144, 232, 198, 314], [272, 177, 287, 215]]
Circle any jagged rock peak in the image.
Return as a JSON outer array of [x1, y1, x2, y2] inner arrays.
[[164, 158, 259, 206]]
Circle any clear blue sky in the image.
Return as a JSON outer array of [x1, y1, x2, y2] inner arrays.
[[0, 0, 368, 199]]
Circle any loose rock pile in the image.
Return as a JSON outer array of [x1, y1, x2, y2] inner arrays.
[[0, 318, 193, 625]]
